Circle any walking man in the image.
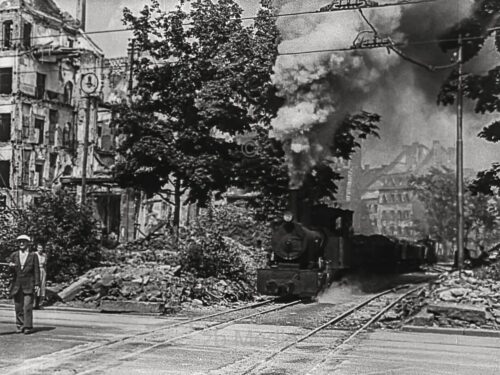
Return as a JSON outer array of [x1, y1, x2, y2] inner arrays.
[[8, 235, 40, 334]]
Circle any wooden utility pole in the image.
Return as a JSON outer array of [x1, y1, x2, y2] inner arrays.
[[456, 35, 465, 270]]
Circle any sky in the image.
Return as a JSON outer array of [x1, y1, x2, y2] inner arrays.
[[53, 0, 499, 172], [55, 0, 260, 57]]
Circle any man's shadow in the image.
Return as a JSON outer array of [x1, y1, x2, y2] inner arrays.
[[0, 326, 56, 335]]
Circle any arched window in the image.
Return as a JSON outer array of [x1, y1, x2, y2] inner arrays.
[[63, 122, 72, 148], [64, 82, 73, 104]]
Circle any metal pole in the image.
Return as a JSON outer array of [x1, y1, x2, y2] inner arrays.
[[456, 35, 464, 270], [81, 96, 90, 205], [128, 39, 135, 96]]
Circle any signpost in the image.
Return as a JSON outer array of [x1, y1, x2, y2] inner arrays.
[[80, 72, 99, 205]]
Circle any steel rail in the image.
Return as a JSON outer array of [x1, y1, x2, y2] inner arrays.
[[4, 297, 279, 375], [241, 284, 412, 375], [305, 285, 425, 375], [73, 299, 301, 375]]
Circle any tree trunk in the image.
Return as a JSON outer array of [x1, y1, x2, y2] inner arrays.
[[173, 177, 181, 240]]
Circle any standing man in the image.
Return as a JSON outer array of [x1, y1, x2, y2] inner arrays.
[[8, 235, 40, 334]]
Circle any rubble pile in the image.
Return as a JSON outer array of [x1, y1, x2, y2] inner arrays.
[[56, 232, 265, 310], [379, 265, 500, 330], [57, 261, 256, 310]]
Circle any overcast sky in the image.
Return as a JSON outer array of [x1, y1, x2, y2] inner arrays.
[[55, 0, 260, 57]]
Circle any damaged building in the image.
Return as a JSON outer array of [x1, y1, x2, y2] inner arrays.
[[0, 0, 137, 242]]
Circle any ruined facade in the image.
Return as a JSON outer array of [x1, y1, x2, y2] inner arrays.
[[359, 141, 459, 240], [0, 0, 105, 209]]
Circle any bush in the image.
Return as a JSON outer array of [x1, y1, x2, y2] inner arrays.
[[179, 223, 248, 280], [0, 190, 101, 283], [178, 205, 270, 282]]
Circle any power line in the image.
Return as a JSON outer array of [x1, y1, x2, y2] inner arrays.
[[0, 29, 496, 76], [0, 0, 447, 44]]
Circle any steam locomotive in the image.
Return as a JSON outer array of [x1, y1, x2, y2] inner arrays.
[[256, 191, 434, 298]]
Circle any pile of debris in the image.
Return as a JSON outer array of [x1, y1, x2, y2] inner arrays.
[[55, 260, 256, 311], [379, 266, 500, 330], [53, 229, 267, 312]]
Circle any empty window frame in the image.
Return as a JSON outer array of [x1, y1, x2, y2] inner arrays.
[[35, 163, 44, 187], [34, 118, 44, 144], [36, 73, 46, 99], [3, 20, 13, 49], [21, 103, 31, 139], [63, 81, 73, 104], [0, 113, 11, 142], [0, 160, 10, 188], [23, 22, 32, 49], [0, 68, 13, 94], [49, 110, 58, 144]]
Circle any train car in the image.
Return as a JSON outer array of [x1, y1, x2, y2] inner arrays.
[[351, 235, 427, 272]]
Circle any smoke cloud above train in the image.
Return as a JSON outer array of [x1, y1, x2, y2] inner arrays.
[[269, 0, 497, 187]]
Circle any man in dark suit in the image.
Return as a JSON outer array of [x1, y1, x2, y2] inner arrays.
[[8, 235, 40, 334]]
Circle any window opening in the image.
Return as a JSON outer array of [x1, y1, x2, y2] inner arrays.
[[3, 21, 13, 49], [0, 113, 11, 142], [0, 160, 10, 188], [0, 68, 12, 94], [34, 118, 44, 144], [23, 22, 32, 49], [36, 73, 46, 99]]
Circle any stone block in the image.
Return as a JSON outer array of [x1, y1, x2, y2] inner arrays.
[[410, 310, 434, 326], [99, 300, 165, 314], [427, 303, 487, 324]]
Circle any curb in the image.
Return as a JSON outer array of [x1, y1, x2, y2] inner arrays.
[[0, 303, 99, 314], [402, 325, 500, 338]]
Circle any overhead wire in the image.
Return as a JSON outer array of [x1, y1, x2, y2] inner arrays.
[[0, 0, 449, 44], [0, 30, 497, 77]]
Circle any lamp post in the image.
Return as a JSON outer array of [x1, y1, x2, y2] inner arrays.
[[80, 72, 99, 206]]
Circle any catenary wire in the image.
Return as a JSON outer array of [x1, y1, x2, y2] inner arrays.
[[0, 30, 496, 80], [0, 0, 448, 44]]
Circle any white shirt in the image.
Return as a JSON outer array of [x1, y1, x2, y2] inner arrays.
[[19, 251, 28, 268]]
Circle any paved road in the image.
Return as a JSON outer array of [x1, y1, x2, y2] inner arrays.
[[1, 304, 499, 374]]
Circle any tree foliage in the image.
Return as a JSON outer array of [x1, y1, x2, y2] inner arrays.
[[410, 168, 499, 249], [114, 0, 281, 220], [0, 191, 101, 283], [437, 0, 500, 195], [114, 0, 381, 223]]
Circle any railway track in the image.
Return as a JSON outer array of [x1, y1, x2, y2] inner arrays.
[[239, 284, 424, 375], [4, 298, 300, 375]]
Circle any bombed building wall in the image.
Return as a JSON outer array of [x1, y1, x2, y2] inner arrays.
[[0, 0, 104, 208]]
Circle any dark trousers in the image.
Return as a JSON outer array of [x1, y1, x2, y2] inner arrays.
[[13, 291, 34, 329]]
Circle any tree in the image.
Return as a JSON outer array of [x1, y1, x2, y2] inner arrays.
[[0, 191, 102, 282], [232, 111, 380, 221], [410, 168, 499, 251], [114, 0, 280, 226], [437, 0, 500, 195]]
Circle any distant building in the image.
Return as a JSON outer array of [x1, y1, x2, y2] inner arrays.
[[327, 148, 364, 229], [358, 141, 469, 240]]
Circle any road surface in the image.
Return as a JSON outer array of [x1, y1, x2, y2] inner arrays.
[[1, 303, 499, 374]]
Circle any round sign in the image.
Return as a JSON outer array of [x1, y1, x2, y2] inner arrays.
[[80, 73, 99, 94]]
